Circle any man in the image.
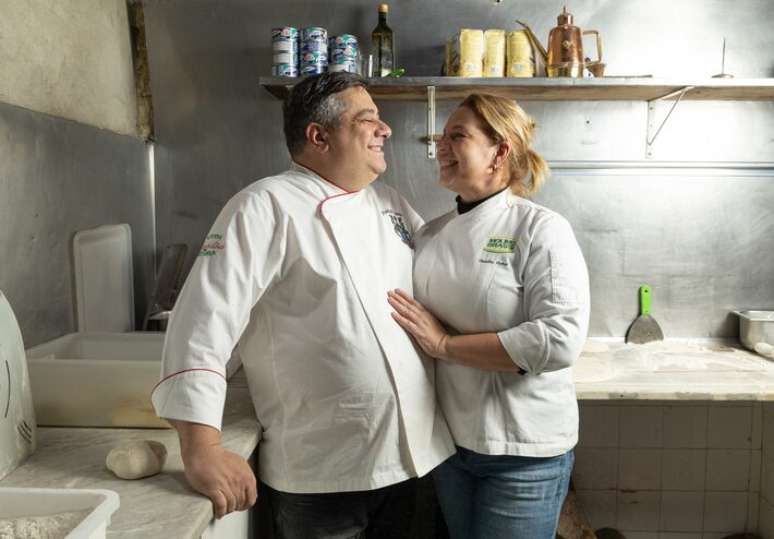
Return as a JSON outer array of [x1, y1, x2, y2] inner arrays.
[[152, 72, 454, 538]]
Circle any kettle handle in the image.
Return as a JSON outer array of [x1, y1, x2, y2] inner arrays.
[[582, 30, 603, 63]]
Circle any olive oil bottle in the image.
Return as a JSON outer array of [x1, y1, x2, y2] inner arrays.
[[371, 4, 395, 76]]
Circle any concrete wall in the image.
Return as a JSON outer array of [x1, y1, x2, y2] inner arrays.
[[0, 102, 154, 346], [0, 1, 154, 346], [142, 0, 774, 339], [0, 0, 138, 136]]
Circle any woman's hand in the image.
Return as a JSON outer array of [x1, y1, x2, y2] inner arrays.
[[388, 289, 449, 359]]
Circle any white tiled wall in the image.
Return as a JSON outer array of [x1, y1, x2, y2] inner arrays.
[[574, 401, 773, 539], [761, 402, 774, 539]]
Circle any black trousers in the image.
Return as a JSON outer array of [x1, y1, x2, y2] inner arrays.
[[265, 478, 418, 539]]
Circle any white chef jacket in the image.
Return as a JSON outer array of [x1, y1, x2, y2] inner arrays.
[[152, 163, 454, 493], [413, 189, 589, 457]]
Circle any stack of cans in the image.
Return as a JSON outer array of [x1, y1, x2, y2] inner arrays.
[[328, 34, 359, 73], [271, 27, 299, 77], [300, 27, 328, 76]]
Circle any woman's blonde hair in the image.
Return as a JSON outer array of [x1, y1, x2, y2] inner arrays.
[[459, 93, 549, 197]]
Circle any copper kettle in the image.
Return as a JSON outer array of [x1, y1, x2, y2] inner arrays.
[[546, 6, 602, 77]]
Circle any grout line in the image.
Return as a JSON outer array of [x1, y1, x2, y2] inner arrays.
[[614, 404, 621, 528], [701, 404, 710, 533], [657, 404, 665, 532]]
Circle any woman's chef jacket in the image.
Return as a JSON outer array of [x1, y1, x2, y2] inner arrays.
[[152, 164, 454, 493], [413, 189, 589, 457]]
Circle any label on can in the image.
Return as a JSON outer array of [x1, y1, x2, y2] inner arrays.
[[330, 46, 358, 59], [331, 34, 358, 47], [301, 41, 327, 53], [272, 63, 298, 77], [272, 27, 298, 40], [301, 27, 328, 42], [273, 51, 296, 64], [301, 64, 326, 75], [328, 62, 357, 73], [273, 40, 298, 52], [301, 51, 327, 63]]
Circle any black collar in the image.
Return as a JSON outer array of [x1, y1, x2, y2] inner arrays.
[[456, 188, 507, 215]]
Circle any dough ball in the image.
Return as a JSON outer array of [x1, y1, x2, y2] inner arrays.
[[106, 440, 167, 480]]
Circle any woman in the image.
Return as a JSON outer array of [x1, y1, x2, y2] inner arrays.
[[388, 93, 589, 539]]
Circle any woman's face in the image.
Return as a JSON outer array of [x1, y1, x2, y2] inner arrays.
[[437, 106, 507, 201]]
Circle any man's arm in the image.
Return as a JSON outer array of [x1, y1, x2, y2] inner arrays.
[[171, 420, 257, 519], [153, 191, 285, 516]]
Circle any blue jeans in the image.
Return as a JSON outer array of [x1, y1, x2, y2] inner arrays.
[[433, 446, 574, 539]]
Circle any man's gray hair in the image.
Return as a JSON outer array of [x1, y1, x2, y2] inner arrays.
[[283, 72, 368, 157]]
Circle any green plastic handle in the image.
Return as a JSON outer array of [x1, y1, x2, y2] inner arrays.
[[639, 285, 652, 315]]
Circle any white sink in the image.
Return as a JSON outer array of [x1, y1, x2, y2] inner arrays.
[[0, 487, 119, 539]]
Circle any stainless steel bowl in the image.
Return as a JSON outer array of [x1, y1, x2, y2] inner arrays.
[[733, 310, 774, 351]]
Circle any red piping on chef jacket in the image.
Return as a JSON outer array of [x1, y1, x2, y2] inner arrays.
[[317, 172, 360, 214], [151, 368, 227, 395], [318, 191, 358, 214]]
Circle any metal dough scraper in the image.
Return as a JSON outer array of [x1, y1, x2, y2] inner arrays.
[[625, 285, 665, 344]]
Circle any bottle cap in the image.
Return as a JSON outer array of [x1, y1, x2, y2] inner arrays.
[[379, 3, 389, 13]]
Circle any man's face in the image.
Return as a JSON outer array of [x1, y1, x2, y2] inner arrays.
[[324, 86, 392, 185]]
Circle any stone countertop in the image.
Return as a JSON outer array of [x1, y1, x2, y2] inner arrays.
[[573, 338, 774, 400], [3, 339, 774, 537], [0, 370, 259, 539]]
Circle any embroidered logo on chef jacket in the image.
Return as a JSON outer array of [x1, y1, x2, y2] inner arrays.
[[382, 210, 414, 249], [479, 236, 515, 266], [483, 236, 515, 254], [199, 233, 225, 257]]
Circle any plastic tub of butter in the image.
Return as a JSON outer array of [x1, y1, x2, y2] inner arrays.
[[0, 488, 119, 539], [733, 310, 774, 351], [26, 332, 169, 428]]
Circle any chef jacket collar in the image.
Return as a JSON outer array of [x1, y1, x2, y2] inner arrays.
[[453, 188, 512, 221], [290, 161, 357, 197], [456, 187, 508, 215]]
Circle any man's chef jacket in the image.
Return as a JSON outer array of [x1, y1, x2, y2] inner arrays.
[[153, 163, 454, 493]]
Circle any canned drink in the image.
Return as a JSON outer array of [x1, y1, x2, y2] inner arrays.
[[330, 34, 358, 63], [272, 27, 298, 53], [301, 27, 327, 42], [272, 63, 298, 77]]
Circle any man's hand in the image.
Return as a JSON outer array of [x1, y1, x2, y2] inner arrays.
[[172, 420, 257, 519]]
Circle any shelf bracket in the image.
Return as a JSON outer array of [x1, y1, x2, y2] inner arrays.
[[645, 86, 694, 159], [426, 85, 436, 159]]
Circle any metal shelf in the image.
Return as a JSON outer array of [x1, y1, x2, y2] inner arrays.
[[258, 76, 774, 159], [259, 76, 774, 102]]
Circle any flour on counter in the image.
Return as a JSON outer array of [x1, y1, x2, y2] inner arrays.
[[0, 509, 89, 539]]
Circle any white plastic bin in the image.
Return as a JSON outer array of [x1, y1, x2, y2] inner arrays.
[[26, 332, 168, 428], [0, 487, 119, 539]]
